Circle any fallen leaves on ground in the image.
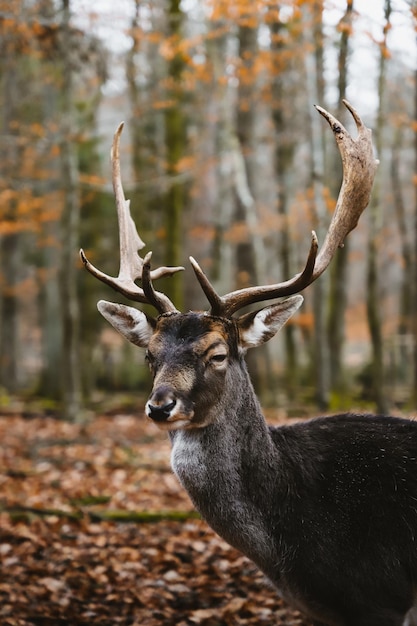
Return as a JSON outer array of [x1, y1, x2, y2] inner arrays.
[[0, 410, 312, 626]]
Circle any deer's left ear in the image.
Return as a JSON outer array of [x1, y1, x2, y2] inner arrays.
[[238, 295, 303, 350]]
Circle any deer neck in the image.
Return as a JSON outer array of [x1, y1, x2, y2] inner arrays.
[[169, 358, 280, 571]]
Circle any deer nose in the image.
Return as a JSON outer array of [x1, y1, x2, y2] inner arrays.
[[146, 398, 177, 422]]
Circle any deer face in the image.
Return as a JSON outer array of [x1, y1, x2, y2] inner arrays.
[[143, 313, 237, 430], [97, 296, 302, 431]]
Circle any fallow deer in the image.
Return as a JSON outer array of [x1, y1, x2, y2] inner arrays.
[[81, 101, 417, 626]]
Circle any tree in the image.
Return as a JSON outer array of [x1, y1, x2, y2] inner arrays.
[[366, 0, 391, 414], [58, 0, 82, 419], [269, 5, 304, 400], [303, 0, 330, 409], [162, 0, 188, 308], [327, 0, 354, 401], [0, 34, 21, 393], [411, 1, 417, 407]]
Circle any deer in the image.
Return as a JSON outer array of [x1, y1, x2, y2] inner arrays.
[[80, 101, 417, 626]]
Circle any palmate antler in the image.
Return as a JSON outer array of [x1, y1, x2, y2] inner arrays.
[[81, 101, 377, 318], [80, 123, 184, 315]]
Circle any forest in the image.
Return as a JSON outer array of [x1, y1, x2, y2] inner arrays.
[[2, 2, 417, 626], [0, 0, 417, 416]]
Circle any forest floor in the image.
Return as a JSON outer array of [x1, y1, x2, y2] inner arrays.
[[0, 406, 314, 626]]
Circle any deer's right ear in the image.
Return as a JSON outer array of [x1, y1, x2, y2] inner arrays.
[[97, 300, 155, 348]]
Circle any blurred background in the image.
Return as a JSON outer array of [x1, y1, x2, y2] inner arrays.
[[0, 0, 416, 419]]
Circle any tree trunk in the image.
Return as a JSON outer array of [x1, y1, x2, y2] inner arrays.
[[304, 0, 330, 410], [391, 129, 413, 336], [207, 28, 236, 307], [0, 233, 20, 393], [59, 0, 82, 420], [366, 0, 391, 414], [413, 62, 417, 407], [126, 0, 161, 245], [163, 0, 186, 309], [390, 129, 413, 396], [270, 20, 298, 400], [327, 0, 353, 400], [39, 243, 62, 400], [37, 14, 63, 400], [234, 19, 274, 397], [235, 22, 261, 284], [0, 18, 23, 394]]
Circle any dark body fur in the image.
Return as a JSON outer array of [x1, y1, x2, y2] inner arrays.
[[268, 414, 417, 625]]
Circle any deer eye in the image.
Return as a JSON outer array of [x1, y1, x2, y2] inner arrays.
[[210, 353, 227, 365]]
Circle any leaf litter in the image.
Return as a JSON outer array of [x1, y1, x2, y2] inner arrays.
[[0, 411, 312, 625]]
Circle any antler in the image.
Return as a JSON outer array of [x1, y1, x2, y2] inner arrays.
[[80, 122, 184, 314], [82, 103, 376, 320], [191, 100, 378, 317]]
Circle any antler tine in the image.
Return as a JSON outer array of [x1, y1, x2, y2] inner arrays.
[[312, 99, 378, 278], [189, 256, 224, 314], [193, 101, 377, 318], [141, 251, 180, 313], [191, 234, 318, 317], [80, 123, 184, 315]]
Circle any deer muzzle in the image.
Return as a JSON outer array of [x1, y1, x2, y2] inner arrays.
[[145, 385, 194, 429], [147, 398, 176, 422]]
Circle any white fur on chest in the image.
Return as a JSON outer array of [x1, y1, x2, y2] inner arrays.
[[170, 431, 207, 482]]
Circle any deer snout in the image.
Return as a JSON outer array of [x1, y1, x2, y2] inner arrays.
[[147, 399, 176, 422], [146, 386, 176, 422], [145, 385, 194, 428]]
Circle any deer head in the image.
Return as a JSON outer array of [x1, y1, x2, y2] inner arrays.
[[80, 101, 377, 430]]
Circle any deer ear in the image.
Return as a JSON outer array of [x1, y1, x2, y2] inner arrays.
[[97, 300, 155, 348], [238, 295, 303, 350]]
